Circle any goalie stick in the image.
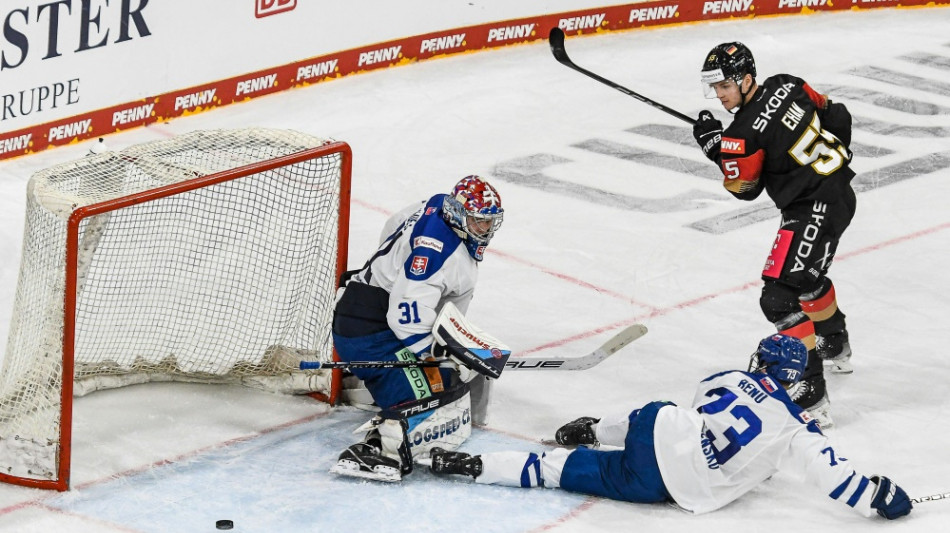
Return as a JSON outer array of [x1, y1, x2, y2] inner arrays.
[[548, 27, 695, 125], [297, 324, 647, 372]]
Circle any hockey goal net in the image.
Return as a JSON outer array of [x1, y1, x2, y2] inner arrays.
[[0, 128, 350, 490]]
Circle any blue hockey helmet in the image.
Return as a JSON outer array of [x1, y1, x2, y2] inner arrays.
[[750, 334, 807, 385], [442, 176, 504, 261]]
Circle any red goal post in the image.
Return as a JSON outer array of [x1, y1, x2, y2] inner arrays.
[[0, 129, 351, 490]]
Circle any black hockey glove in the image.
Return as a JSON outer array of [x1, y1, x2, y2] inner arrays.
[[869, 476, 912, 520], [692, 110, 723, 162]]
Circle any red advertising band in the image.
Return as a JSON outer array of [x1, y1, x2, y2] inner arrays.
[[1, 0, 946, 161]]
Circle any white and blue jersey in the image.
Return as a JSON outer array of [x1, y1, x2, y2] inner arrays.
[[654, 370, 878, 516], [475, 370, 883, 518], [332, 195, 479, 408], [348, 194, 478, 356]]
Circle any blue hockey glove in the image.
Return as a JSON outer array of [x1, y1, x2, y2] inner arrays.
[[692, 110, 723, 161], [870, 476, 912, 520]]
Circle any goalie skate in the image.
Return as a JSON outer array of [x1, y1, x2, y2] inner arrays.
[[330, 442, 402, 483]]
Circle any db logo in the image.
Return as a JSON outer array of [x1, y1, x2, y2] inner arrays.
[[256, 0, 296, 18]]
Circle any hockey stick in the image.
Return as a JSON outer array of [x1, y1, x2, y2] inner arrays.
[[297, 324, 647, 372], [300, 359, 449, 370], [912, 491, 950, 504], [548, 27, 696, 125], [505, 323, 647, 371]]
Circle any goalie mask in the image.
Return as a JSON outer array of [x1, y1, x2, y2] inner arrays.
[[442, 176, 504, 261], [749, 334, 807, 386], [700, 42, 756, 100]]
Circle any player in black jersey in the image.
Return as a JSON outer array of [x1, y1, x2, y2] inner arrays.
[[691, 42, 856, 428]]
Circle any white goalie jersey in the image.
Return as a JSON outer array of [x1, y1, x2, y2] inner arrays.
[[350, 195, 478, 356], [650, 370, 879, 516]]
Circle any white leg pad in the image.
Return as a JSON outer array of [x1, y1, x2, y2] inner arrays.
[[468, 375, 493, 427], [404, 387, 472, 458], [370, 385, 474, 465]]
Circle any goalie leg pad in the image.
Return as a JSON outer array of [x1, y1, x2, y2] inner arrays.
[[377, 417, 413, 476], [341, 374, 378, 411], [468, 374, 493, 427], [379, 382, 473, 465]]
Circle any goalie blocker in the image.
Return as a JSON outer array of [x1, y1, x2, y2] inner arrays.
[[433, 301, 511, 379], [433, 302, 509, 427]]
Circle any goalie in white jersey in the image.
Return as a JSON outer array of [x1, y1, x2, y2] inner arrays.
[[430, 334, 913, 520], [331, 176, 505, 482]]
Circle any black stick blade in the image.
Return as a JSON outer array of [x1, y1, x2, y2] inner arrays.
[[548, 27, 569, 64]]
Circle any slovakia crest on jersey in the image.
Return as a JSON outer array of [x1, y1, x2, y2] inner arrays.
[[410, 256, 429, 275], [759, 376, 777, 393], [425, 207, 438, 215]]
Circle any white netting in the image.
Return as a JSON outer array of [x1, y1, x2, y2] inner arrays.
[[0, 129, 346, 484]]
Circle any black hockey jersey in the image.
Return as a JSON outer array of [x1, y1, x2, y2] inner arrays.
[[710, 74, 854, 210]]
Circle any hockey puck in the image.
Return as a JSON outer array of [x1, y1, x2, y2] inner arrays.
[[216, 519, 234, 530]]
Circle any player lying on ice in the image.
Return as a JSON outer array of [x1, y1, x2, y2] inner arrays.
[[429, 334, 913, 520]]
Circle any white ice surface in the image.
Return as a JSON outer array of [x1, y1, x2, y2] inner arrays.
[[1, 8, 949, 533]]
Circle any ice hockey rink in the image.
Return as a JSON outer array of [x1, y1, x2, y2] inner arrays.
[[1, 6, 949, 533]]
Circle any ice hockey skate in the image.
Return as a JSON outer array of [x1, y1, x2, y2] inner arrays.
[[429, 447, 483, 478], [789, 376, 833, 429], [818, 331, 853, 374], [555, 416, 600, 446], [330, 442, 402, 482]]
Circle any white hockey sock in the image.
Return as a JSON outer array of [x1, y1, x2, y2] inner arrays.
[[476, 448, 572, 488]]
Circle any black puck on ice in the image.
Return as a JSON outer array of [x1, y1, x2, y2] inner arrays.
[[216, 519, 234, 530]]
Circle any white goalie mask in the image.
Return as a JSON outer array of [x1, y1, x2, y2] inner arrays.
[[441, 176, 504, 261]]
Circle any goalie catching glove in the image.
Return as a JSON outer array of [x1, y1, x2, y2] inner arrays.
[[431, 302, 510, 381]]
